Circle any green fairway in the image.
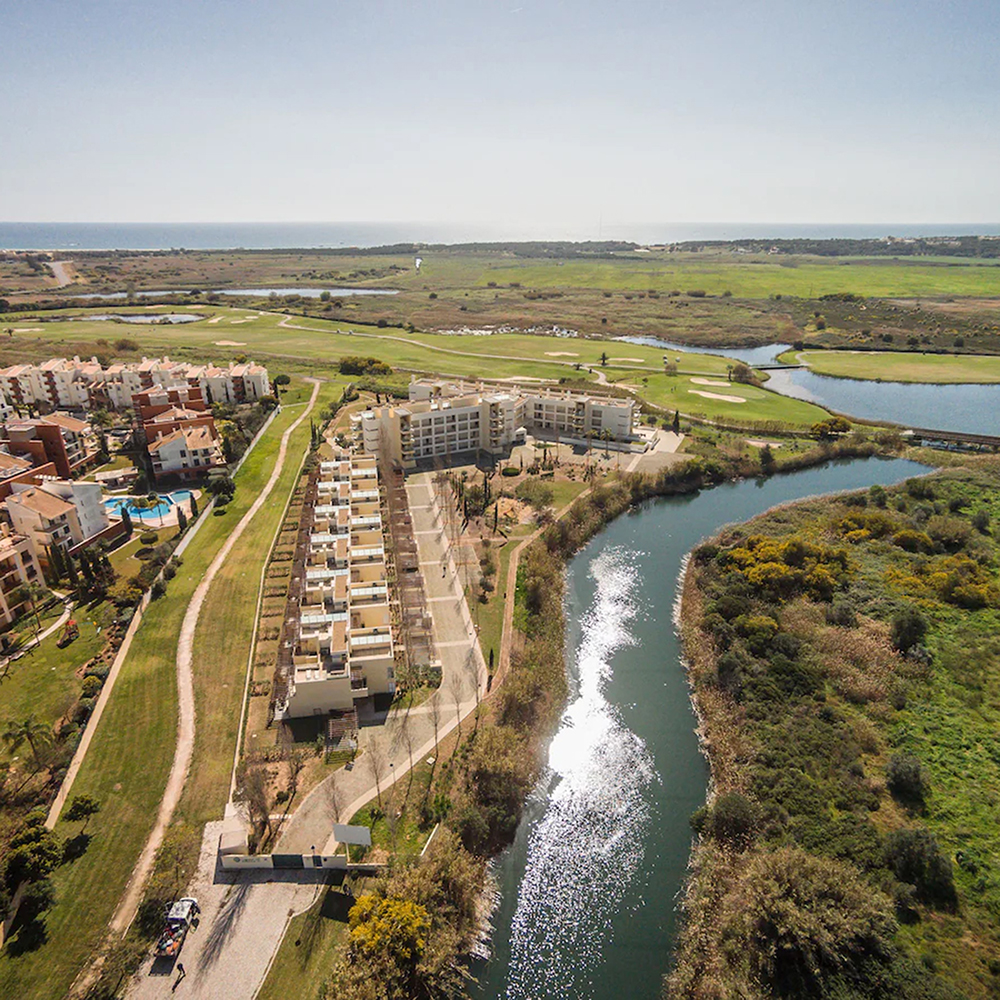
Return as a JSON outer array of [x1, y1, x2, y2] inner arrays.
[[637, 372, 829, 427], [478, 256, 1000, 298], [787, 348, 1000, 383], [0, 394, 313, 1000]]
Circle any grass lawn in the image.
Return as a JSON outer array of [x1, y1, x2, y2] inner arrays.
[[107, 525, 176, 581], [0, 601, 116, 760], [255, 879, 363, 1000], [92, 454, 135, 474], [788, 348, 1000, 384], [0, 381, 319, 1000], [640, 372, 830, 427], [173, 381, 339, 843]]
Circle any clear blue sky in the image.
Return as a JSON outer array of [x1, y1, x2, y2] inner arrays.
[[2, 0, 998, 229]]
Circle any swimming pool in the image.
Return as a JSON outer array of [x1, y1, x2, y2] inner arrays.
[[104, 489, 193, 521]]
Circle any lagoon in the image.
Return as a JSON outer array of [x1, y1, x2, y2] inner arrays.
[[476, 456, 927, 1000]]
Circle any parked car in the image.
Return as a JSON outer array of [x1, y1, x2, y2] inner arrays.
[[154, 897, 200, 958]]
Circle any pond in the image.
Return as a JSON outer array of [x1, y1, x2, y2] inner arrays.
[[84, 313, 202, 324], [474, 456, 928, 1000]]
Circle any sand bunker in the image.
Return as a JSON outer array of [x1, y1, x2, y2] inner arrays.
[[688, 389, 746, 403], [610, 356, 645, 363], [215, 340, 247, 347], [544, 351, 579, 357], [13, 327, 43, 333], [207, 316, 222, 324], [691, 377, 733, 387], [746, 439, 783, 449]]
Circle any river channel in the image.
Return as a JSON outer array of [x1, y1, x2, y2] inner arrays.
[[475, 456, 927, 1000]]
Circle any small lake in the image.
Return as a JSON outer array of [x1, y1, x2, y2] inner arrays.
[[71, 287, 398, 300], [475, 456, 927, 1000], [616, 335, 790, 368], [84, 313, 202, 324], [619, 336, 1000, 436]]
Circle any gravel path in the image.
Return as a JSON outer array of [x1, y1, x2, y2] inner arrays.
[[110, 381, 321, 935]]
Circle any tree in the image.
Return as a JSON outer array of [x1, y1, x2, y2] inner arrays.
[[65, 794, 101, 831], [366, 743, 389, 813], [65, 554, 79, 590], [599, 351, 609, 367], [760, 444, 777, 475], [3, 714, 51, 765], [348, 895, 431, 984], [602, 428, 612, 458], [190, 493, 199, 518], [886, 753, 929, 802], [884, 827, 956, 908], [48, 543, 66, 584], [447, 671, 464, 748], [119, 505, 133, 539], [176, 506, 187, 534], [15, 583, 47, 639], [428, 695, 442, 759], [273, 374, 291, 394], [891, 608, 927, 653], [207, 475, 236, 501], [672, 409, 680, 434]]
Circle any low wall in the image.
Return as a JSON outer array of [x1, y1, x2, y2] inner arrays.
[[220, 852, 347, 871]]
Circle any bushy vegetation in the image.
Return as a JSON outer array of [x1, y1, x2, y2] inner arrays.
[[670, 463, 1000, 999]]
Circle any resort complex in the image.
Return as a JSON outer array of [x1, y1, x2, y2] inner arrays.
[[354, 378, 639, 468]]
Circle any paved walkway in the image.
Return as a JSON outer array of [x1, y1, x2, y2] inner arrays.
[[111, 380, 320, 937]]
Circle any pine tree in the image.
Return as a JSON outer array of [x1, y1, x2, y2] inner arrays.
[[79, 550, 95, 585], [190, 494, 199, 518], [176, 506, 188, 534], [65, 554, 79, 590], [672, 409, 681, 434], [120, 506, 133, 539], [48, 544, 65, 584]]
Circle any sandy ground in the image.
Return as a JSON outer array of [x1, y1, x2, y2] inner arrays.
[[208, 316, 223, 324], [690, 377, 733, 387], [214, 340, 246, 346], [610, 356, 645, 362], [108, 383, 321, 937], [13, 327, 43, 332], [688, 388, 746, 403], [746, 439, 783, 449], [544, 351, 579, 357]]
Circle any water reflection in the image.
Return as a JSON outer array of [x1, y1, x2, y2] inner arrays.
[[502, 547, 657, 999]]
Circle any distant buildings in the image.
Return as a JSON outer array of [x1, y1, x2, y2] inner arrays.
[[354, 378, 638, 468], [0, 355, 270, 415], [278, 451, 396, 718]]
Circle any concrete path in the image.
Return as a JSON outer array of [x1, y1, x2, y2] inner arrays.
[[110, 380, 321, 936], [48, 259, 75, 287], [127, 824, 323, 1000]]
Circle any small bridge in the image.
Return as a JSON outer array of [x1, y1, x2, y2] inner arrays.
[[756, 363, 804, 370], [906, 427, 1000, 451]]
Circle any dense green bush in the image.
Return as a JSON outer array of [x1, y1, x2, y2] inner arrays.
[[884, 828, 956, 909]]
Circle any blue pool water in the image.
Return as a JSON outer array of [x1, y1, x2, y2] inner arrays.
[[104, 489, 193, 521]]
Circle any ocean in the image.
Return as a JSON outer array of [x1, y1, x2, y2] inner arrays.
[[1, 221, 999, 252]]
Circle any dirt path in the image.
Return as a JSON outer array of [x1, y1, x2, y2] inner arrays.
[[497, 488, 591, 681], [108, 380, 321, 936], [48, 260, 75, 287]]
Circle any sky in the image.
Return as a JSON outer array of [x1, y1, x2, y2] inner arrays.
[[2, 0, 998, 230]]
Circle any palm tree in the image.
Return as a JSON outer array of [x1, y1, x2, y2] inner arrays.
[[602, 428, 612, 459], [3, 714, 51, 764], [14, 582, 47, 641]]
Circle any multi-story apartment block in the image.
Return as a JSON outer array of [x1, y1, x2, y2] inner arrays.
[[355, 378, 637, 469], [2, 414, 99, 478], [147, 425, 224, 482], [278, 452, 396, 718], [0, 356, 270, 415], [14, 479, 110, 542], [0, 525, 44, 628], [5, 485, 85, 559]]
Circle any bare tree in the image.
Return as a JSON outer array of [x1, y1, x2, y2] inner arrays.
[[286, 748, 307, 802], [447, 671, 465, 753], [326, 775, 347, 825], [428, 695, 442, 759], [234, 763, 273, 851], [465, 650, 482, 733], [366, 742, 389, 813], [398, 715, 416, 802]]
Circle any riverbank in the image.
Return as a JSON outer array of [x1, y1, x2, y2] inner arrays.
[[781, 348, 1000, 385], [669, 459, 1000, 999]]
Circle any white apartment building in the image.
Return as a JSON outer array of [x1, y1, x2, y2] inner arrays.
[[147, 425, 224, 480], [5, 486, 84, 557], [14, 479, 109, 541], [355, 378, 637, 469], [279, 452, 396, 718], [0, 526, 44, 628], [0, 356, 271, 414]]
